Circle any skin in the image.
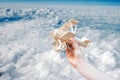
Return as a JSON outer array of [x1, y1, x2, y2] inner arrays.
[[66, 39, 116, 80]]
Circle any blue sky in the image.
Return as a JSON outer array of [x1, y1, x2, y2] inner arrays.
[[0, 0, 120, 3], [0, 0, 120, 6]]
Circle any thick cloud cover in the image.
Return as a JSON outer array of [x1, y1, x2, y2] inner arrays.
[[0, 7, 120, 80]]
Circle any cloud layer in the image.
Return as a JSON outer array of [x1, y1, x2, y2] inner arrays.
[[0, 7, 120, 80]]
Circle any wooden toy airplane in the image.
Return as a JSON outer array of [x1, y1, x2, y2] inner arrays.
[[50, 18, 91, 51]]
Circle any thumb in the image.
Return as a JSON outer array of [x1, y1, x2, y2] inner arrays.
[[71, 39, 82, 57]]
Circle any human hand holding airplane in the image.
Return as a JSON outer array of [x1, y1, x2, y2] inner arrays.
[[50, 18, 116, 80], [66, 39, 116, 80]]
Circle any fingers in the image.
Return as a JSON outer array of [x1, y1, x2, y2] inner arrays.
[[66, 39, 78, 60], [66, 40, 74, 51], [66, 40, 74, 58], [66, 38, 82, 59], [66, 43, 77, 66], [72, 40, 80, 51], [66, 39, 79, 67], [66, 38, 85, 68], [66, 38, 78, 56], [68, 38, 81, 56]]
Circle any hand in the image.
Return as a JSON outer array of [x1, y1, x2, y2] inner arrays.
[[66, 38, 84, 68], [66, 39, 116, 80]]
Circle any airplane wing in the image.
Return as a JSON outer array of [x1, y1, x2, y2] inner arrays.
[[60, 32, 75, 42], [60, 18, 79, 31]]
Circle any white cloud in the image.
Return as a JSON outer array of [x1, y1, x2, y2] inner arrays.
[[0, 7, 120, 80]]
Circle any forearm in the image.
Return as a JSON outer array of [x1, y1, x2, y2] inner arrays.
[[66, 40, 116, 80], [74, 59, 116, 80]]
